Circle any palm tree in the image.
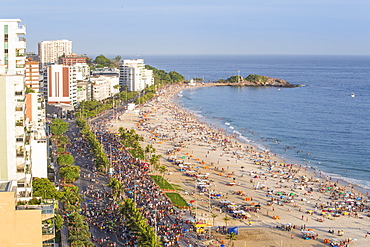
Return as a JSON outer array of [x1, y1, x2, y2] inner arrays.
[[226, 232, 238, 247], [223, 216, 230, 233], [211, 214, 218, 227], [150, 154, 162, 172], [60, 186, 82, 214], [107, 178, 122, 201]]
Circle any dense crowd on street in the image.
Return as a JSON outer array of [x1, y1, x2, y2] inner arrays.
[[67, 106, 199, 246]]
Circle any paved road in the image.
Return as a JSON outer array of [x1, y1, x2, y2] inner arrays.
[[63, 103, 205, 246]]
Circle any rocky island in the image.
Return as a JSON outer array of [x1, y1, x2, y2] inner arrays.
[[212, 74, 300, 87]]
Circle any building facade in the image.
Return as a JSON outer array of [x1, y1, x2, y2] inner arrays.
[[119, 59, 154, 92], [42, 64, 77, 106], [58, 53, 87, 66], [38, 39, 72, 69], [0, 19, 31, 197], [90, 75, 119, 101], [0, 181, 55, 246], [25, 58, 40, 91], [0, 19, 48, 199]]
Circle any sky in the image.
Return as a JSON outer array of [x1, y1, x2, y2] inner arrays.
[[2, 0, 370, 56]]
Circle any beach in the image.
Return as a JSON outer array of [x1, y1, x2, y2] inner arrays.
[[108, 83, 370, 247]]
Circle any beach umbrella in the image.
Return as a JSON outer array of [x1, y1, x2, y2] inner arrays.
[[290, 193, 295, 196], [181, 156, 186, 159]]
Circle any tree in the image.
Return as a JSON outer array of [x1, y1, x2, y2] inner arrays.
[[150, 154, 162, 171], [226, 232, 238, 246], [59, 165, 80, 183], [226, 75, 244, 83], [158, 165, 167, 177], [60, 186, 82, 213], [25, 86, 36, 93], [169, 71, 185, 83], [107, 178, 122, 201], [223, 216, 230, 230], [57, 154, 75, 166], [211, 214, 218, 227], [114, 55, 122, 62], [50, 118, 69, 136], [54, 214, 64, 232], [32, 178, 59, 199], [94, 54, 111, 67]]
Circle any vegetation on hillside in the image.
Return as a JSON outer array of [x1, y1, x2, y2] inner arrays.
[[245, 74, 269, 83]]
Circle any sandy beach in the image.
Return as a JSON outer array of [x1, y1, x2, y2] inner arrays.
[[108, 83, 370, 247]]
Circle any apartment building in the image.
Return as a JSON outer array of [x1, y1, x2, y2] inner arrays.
[[38, 39, 72, 69], [91, 75, 119, 101], [58, 53, 87, 66], [0, 19, 32, 197], [42, 64, 76, 106], [119, 59, 154, 91], [25, 58, 40, 91], [0, 181, 55, 246]]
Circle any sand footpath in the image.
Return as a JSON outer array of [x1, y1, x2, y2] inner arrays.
[[108, 83, 370, 247]]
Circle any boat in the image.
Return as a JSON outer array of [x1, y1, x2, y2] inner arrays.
[[351, 93, 355, 98]]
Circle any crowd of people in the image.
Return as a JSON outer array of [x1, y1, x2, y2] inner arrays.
[[66, 101, 202, 246]]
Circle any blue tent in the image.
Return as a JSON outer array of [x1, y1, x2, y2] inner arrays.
[[227, 226, 239, 235]]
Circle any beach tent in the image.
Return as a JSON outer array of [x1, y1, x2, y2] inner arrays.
[[228, 227, 239, 235]]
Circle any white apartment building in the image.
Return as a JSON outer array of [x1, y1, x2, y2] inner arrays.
[[119, 59, 154, 92], [73, 63, 90, 80], [91, 75, 119, 101], [38, 39, 72, 69], [0, 19, 32, 197]]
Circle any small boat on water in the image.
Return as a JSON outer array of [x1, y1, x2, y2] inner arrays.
[[351, 93, 355, 98]]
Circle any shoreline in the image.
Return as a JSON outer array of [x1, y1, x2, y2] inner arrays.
[[175, 84, 370, 196], [107, 83, 370, 246]]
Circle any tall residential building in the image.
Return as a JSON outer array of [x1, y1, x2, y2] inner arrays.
[[0, 19, 26, 74], [38, 39, 72, 69], [25, 58, 40, 91], [0, 19, 48, 199], [42, 64, 77, 107], [119, 59, 154, 92], [0, 19, 31, 197]]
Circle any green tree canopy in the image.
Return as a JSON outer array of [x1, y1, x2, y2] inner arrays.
[[60, 165, 80, 183], [32, 178, 59, 199], [51, 118, 69, 136], [169, 71, 185, 83], [94, 54, 111, 67], [57, 154, 75, 166], [226, 75, 244, 83]]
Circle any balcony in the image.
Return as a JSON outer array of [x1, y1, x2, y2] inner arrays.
[[15, 121, 23, 127], [16, 25, 26, 35], [16, 137, 24, 142]]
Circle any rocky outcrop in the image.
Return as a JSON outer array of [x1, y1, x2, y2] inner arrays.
[[214, 74, 300, 87]]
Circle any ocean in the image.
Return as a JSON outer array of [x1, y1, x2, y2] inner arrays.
[[143, 55, 370, 190]]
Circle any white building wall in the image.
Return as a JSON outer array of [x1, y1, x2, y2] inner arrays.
[[119, 59, 153, 92], [29, 139, 47, 178], [38, 39, 72, 69]]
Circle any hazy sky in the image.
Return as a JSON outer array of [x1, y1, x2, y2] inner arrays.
[[3, 0, 370, 56]]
